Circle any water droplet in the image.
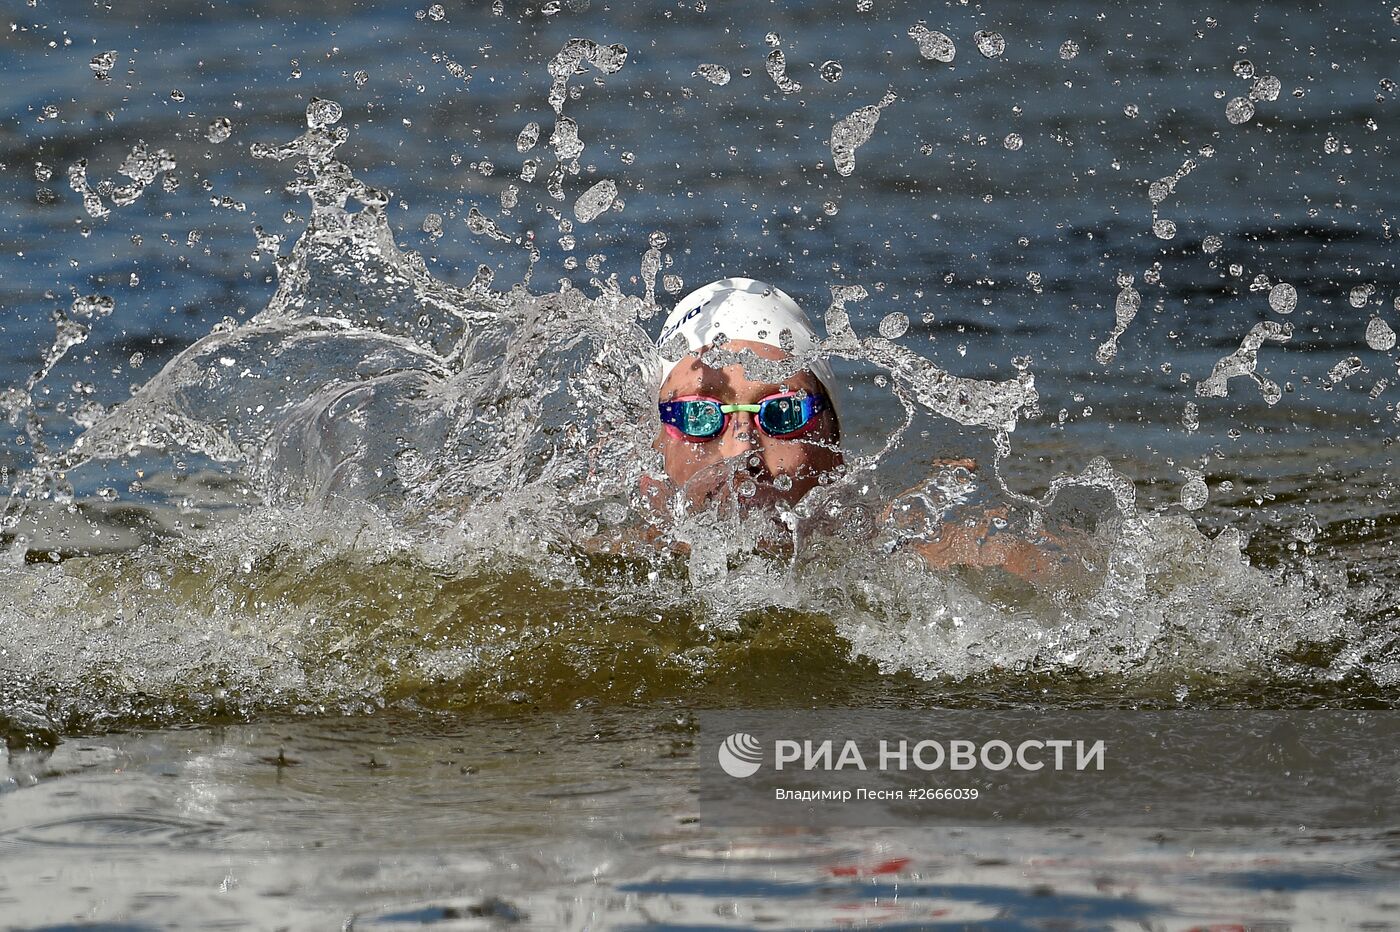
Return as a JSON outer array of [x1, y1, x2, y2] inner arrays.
[[908, 24, 955, 63], [427, 3, 445, 19], [1233, 59, 1255, 79], [821, 200, 839, 216], [1059, 39, 1079, 60], [516, 121, 540, 152], [1268, 282, 1297, 314], [33, 162, 52, 182], [1326, 356, 1363, 386], [649, 230, 669, 249], [696, 63, 730, 86], [89, 50, 118, 80], [1250, 74, 1281, 102], [829, 90, 897, 177], [1180, 475, 1208, 511], [421, 213, 443, 237], [1202, 234, 1223, 254], [354, 70, 369, 87], [205, 117, 232, 144], [1152, 218, 1177, 240], [169, 89, 185, 102], [663, 274, 684, 295], [306, 97, 343, 128], [973, 30, 1006, 59], [819, 60, 843, 82], [1365, 317, 1397, 351], [1182, 401, 1199, 432], [878, 311, 910, 339], [1003, 132, 1023, 151], [764, 32, 781, 47], [70, 295, 115, 318], [1225, 96, 1255, 124], [764, 49, 801, 94], [1123, 103, 1139, 118], [773, 474, 793, 492], [1350, 284, 1374, 308], [737, 479, 758, 498]]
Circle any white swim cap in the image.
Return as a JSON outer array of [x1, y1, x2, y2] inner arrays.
[[656, 277, 842, 426]]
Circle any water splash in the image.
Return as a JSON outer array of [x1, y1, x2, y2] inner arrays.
[[973, 30, 1006, 60], [2, 19, 1394, 740], [542, 39, 628, 202], [830, 91, 897, 177], [574, 179, 618, 223], [1095, 279, 1142, 365], [764, 48, 801, 94], [695, 63, 730, 86], [1225, 97, 1255, 125], [1365, 317, 1396, 351], [1269, 282, 1298, 314], [909, 24, 955, 63], [1196, 321, 1292, 402], [89, 50, 118, 80]]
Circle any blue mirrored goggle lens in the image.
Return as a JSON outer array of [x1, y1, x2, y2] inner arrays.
[[757, 395, 814, 435], [661, 400, 725, 437]]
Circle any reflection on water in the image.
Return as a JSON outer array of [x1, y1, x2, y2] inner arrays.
[[5, 712, 1400, 930]]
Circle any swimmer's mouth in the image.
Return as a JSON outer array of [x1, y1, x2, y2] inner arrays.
[[688, 476, 787, 514]]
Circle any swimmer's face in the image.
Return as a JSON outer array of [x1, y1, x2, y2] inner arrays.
[[651, 340, 844, 515]]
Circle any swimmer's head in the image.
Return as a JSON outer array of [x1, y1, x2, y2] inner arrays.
[[647, 278, 844, 516]]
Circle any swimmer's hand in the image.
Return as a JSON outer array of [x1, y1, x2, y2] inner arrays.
[[882, 462, 1096, 590], [897, 508, 1085, 587]]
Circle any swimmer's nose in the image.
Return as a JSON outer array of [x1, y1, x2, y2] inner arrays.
[[716, 410, 759, 461]]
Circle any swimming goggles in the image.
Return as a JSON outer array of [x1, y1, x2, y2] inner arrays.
[[659, 392, 829, 440]]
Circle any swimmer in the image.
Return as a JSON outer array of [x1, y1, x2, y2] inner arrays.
[[625, 277, 1084, 587]]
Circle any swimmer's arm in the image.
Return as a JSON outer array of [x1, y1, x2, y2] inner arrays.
[[897, 511, 1075, 586], [882, 461, 1087, 587]]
